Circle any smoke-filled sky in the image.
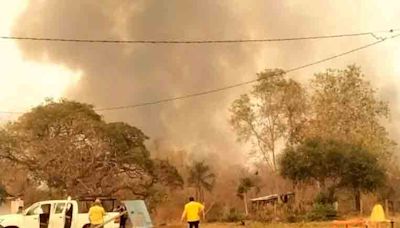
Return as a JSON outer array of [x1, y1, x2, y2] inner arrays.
[[1, 0, 400, 163]]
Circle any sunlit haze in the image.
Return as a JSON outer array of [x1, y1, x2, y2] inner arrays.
[[0, 0, 81, 121]]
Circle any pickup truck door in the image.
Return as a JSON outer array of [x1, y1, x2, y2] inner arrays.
[[122, 200, 153, 228], [23, 203, 41, 228], [50, 202, 67, 228]]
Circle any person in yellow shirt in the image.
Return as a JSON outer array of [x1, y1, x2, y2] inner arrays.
[[89, 199, 106, 228], [181, 197, 205, 228]]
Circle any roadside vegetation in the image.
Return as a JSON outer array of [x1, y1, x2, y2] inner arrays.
[[0, 65, 398, 226]]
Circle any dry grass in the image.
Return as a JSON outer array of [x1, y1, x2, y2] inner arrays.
[[161, 221, 332, 228], [162, 219, 399, 228]]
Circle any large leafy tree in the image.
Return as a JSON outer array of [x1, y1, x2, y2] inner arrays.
[[339, 146, 386, 211], [187, 161, 216, 202], [307, 65, 394, 157], [0, 99, 182, 198], [230, 65, 393, 172], [280, 138, 386, 212], [230, 69, 307, 171], [280, 139, 345, 188]]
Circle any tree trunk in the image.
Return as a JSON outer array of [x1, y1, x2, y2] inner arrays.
[[293, 183, 301, 211], [272, 148, 277, 171], [195, 187, 200, 201], [354, 189, 361, 213], [385, 199, 389, 216], [243, 192, 249, 216]]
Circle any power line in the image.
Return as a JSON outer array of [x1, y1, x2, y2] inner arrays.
[[1, 29, 399, 44], [0, 111, 22, 114], [2, 32, 399, 114], [95, 33, 400, 111]]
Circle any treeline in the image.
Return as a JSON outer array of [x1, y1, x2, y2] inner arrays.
[[229, 65, 398, 221], [0, 65, 398, 224]]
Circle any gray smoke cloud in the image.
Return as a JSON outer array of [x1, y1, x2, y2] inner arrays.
[[12, 0, 400, 162]]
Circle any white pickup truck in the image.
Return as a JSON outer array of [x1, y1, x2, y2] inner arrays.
[[0, 198, 120, 228]]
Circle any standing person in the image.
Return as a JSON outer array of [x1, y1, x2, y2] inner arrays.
[[88, 198, 106, 228], [181, 197, 205, 228], [117, 204, 128, 228]]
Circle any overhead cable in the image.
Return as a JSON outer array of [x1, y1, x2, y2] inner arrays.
[[1, 29, 398, 44]]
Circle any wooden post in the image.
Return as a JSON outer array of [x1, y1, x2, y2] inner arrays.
[[385, 199, 389, 216], [244, 193, 249, 216]]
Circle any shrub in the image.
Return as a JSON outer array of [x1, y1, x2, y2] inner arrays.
[[314, 191, 336, 205], [283, 208, 305, 223], [306, 203, 337, 221], [205, 203, 225, 222], [223, 208, 245, 222]]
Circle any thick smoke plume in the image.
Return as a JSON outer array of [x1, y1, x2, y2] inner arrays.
[[13, 0, 400, 162]]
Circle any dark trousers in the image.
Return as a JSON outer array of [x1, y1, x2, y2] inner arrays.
[[119, 217, 127, 228], [188, 221, 200, 228]]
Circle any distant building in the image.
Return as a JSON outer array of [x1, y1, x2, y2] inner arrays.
[[250, 192, 295, 217], [4, 197, 24, 214]]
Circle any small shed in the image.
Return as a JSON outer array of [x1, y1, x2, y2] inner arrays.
[[250, 192, 295, 214]]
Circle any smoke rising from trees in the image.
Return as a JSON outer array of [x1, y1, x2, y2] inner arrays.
[[12, 0, 400, 161]]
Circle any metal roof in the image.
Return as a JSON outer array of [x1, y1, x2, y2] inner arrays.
[[250, 194, 279, 202], [250, 192, 294, 202]]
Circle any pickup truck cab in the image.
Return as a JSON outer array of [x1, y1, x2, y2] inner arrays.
[[0, 198, 119, 228]]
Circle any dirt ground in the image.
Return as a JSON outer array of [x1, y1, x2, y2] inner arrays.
[[199, 222, 332, 227], [163, 220, 397, 228], [159, 214, 400, 227], [163, 223, 333, 228]]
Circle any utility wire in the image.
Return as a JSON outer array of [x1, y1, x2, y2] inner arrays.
[[1, 29, 399, 44], [95, 33, 400, 111], [2, 32, 399, 114], [0, 111, 21, 114]]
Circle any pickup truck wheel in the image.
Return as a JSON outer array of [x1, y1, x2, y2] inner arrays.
[[82, 224, 90, 228]]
